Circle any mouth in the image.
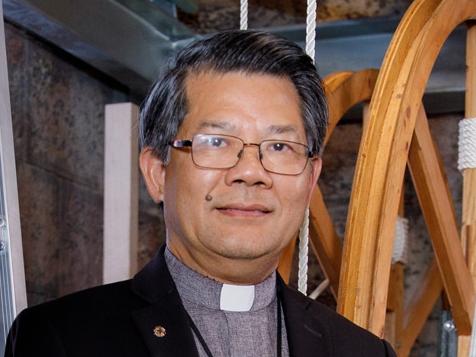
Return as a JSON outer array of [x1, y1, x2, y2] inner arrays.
[[216, 204, 273, 218]]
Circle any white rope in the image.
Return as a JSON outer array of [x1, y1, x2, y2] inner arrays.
[[298, 208, 310, 295], [305, 0, 317, 63], [296, 0, 318, 296], [458, 118, 476, 171], [240, 0, 248, 30], [308, 278, 329, 300], [470, 299, 476, 356], [392, 216, 409, 265]]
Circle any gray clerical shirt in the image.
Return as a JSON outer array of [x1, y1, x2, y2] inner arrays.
[[165, 247, 290, 357]]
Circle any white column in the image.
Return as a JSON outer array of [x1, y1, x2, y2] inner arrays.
[[0, 0, 27, 318], [103, 103, 139, 284]]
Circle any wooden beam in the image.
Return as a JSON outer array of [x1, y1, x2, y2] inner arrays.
[[385, 194, 405, 352], [103, 103, 139, 284], [408, 107, 474, 334], [278, 238, 296, 284], [463, 20, 476, 295], [400, 259, 442, 357], [308, 187, 342, 297], [385, 263, 404, 350], [458, 20, 476, 357]]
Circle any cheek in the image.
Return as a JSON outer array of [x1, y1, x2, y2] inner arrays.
[[165, 165, 223, 214], [276, 175, 314, 209]]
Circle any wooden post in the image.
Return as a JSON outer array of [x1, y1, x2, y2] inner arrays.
[[103, 103, 139, 284], [458, 20, 476, 357]]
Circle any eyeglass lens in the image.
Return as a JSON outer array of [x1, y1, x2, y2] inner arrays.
[[191, 134, 309, 175]]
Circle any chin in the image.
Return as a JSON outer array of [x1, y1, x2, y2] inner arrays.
[[205, 236, 281, 261]]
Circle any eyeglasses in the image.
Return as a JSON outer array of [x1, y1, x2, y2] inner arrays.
[[170, 133, 313, 175]]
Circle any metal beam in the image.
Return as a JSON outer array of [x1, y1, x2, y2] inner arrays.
[[4, 0, 197, 95], [268, 18, 465, 116]]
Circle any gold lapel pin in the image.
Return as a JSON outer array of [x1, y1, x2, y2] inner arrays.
[[153, 325, 167, 338]]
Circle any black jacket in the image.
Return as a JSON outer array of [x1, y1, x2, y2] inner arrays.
[[6, 246, 396, 356]]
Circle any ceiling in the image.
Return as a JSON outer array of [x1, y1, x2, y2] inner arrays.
[[3, 0, 465, 115]]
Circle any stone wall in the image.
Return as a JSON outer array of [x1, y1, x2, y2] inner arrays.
[[7, 22, 166, 307]]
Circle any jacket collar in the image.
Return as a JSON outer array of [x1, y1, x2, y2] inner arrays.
[[278, 276, 332, 357], [130, 245, 200, 357], [131, 245, 331, 357]]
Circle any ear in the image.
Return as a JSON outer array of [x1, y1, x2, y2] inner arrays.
[[139, 147, 167, 203], [306, 157, 322, 204], [310, 157, 322, 185]]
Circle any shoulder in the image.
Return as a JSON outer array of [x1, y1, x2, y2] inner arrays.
[[6, 280, 148, 357], [281, 285, 396, 357], [20, 280, 137, 322], [312, 299, 395, 355]]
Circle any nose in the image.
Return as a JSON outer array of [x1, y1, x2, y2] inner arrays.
[[224, 144, 273, 188]]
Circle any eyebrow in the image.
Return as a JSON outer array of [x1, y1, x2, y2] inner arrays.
[[196, 121, 299, 137], [196, 121, 236, 132], [266, 125, 298, 135]]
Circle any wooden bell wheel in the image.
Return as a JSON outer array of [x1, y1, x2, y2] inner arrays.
[[336, 0, 476, 355]]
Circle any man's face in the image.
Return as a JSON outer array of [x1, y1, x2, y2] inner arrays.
[[141, 71, 321, 282]]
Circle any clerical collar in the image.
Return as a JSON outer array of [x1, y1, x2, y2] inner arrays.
[[164, 247, 276, 312]]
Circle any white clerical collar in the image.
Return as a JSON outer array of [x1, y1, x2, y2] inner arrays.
[[164, 246, 276, 312], [219, 284, 255, 312]]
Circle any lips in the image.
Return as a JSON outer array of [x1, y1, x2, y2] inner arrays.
[[216, 203, 273, 217]]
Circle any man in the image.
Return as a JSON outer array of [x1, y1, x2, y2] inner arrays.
[[6, 30, 396, 356]]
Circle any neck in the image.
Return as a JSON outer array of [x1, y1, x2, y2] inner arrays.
[[164, 246, 277, 312], [167, 240, 279, 285]]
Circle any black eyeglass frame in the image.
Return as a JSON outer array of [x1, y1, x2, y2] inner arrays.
[[169, 133, 315, 176]]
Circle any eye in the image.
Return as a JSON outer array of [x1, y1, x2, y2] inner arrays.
[[208, 136, 227, 147], [269, 142, 292, 152]]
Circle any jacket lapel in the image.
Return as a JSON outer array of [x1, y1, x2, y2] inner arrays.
[[278, 278, 332, 357], [130, 246, 199, 357]]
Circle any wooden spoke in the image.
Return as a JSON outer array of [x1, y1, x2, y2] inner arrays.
[[385, 263, 404, 350], [308, 187, 342, 297], [400, 259, 442, 357], [409, 106, 474, 333], [338, 0, 476, 336]]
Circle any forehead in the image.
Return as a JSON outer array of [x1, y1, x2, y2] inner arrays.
[[179, 71, 305, 139]]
